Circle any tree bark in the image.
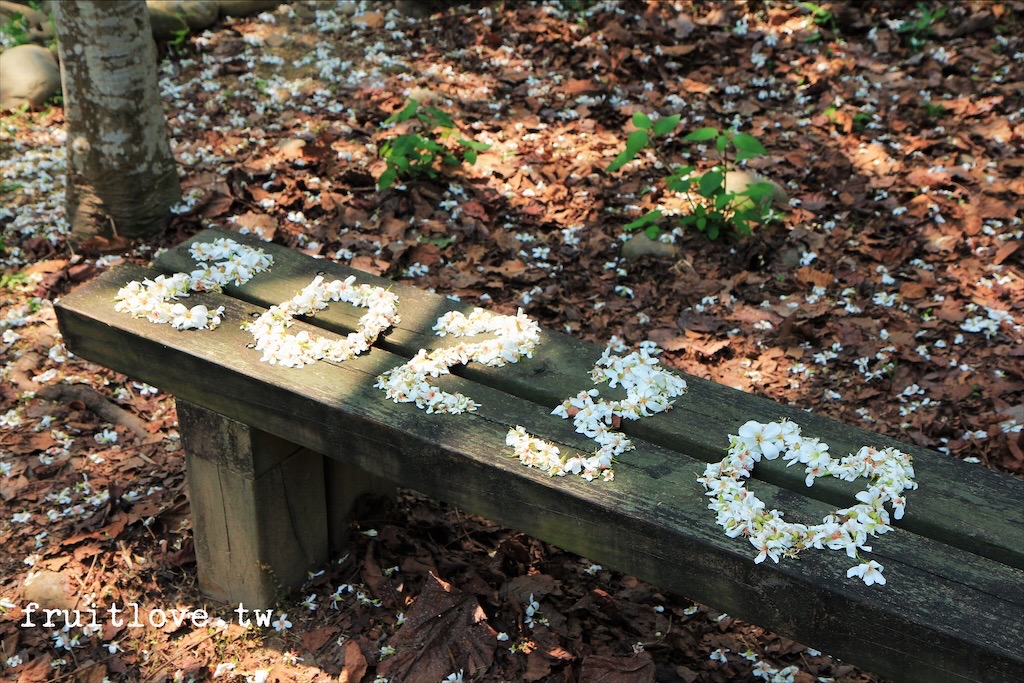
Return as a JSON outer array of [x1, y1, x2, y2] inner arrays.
[[53, 0, 180, 243]]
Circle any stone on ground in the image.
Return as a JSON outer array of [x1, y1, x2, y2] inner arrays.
[[218, 0, 281, 18], [147, 0, 219, 39], [622, 232, 680, 261], [0, 43, 59, 110]]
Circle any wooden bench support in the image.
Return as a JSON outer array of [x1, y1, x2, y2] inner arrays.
[[324, 457, 395, 552], [178, 400, 391, 608]]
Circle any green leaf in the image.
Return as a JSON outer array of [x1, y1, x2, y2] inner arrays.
[[698, 170, 724, 197], [414, 137, 444, 153], [457, 137, 491, 151], [378, 167, 397, 190], [424, 235, 457, 248], [732, 133, 766, 156], [464, 149, 477, 165], [733, 215, 752, 235], [682, 127, 719, 142], [696, 215, 707, 231], [742, 181, 775, 205], [624, 209, 663, 231], [623, 128, 650, 154], [644, 225, 660, 240], [716, 135, 728, 154], [384, 100, 419, 125], [390, 134, 416, 156], [714, 192, 733, 210], [652, 114, 681, 136], [606, 130, 650, 173], [421, 106, 454, 128], [632, 112, 653, 130], [666, 178, 692, 193]]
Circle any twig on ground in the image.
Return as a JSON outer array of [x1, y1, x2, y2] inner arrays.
[[37, 383, 153, 439]]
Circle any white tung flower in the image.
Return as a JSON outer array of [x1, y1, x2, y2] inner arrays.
[[244, 275, 400, 368], [508, 340, 686, 481], [115, 239, 271, 332], [377, 308, 540, 415], [698, 419, 915, 586]]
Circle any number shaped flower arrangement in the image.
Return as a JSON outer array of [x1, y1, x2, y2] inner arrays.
[[114, 238, 273, 331], [376, 308, 541, 414], [698, 419, 917, 586], [113, 239, 919, 587], [507, 338, 688, 482], [242, 275, 400, 368]]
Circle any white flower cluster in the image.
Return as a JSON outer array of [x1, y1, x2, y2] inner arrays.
[[244, 275, 400, 368], [377, 308, 540, 414], [698, 419, 917, 586], [508, 339, 688, 482], [114, 238, 272, 331]]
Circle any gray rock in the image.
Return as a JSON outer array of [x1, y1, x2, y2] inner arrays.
[[337, 0, 356, 16], [0, 43, 59, 110], [622, 232, 679, 261], [146, 9, 188, 42], [147, 0, 218, 40], [724, 170, 788, 210], [218, 0, 281, 17], [20, 569, 78, 614]]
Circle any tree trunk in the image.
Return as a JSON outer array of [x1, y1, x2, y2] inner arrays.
[[53, 0, 180, 243]]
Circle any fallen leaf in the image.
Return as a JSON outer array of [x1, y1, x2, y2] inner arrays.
[[993, 241, 1019, 266], [580, 653, 656, 683], [376, 575, 497, 683], [338, 639, 368, 683]]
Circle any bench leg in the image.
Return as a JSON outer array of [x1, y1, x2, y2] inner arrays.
[[325, 459, 396, 552], [177, 400, 329, 609]]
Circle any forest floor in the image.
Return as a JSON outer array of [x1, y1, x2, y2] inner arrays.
[[1, 1, 1022, 682]]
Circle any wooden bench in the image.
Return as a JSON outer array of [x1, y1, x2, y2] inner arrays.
[[55, 227, 1023, 683]]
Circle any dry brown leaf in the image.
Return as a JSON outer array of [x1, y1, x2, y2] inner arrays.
[[339, 639, 369, 683], [579, 653, 656, 683], [376, 574, 497, 683]]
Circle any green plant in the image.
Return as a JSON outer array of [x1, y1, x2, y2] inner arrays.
[[796, 1, 836, 40], [377, 98, 490, 190], [606, 114, 780, 240], [555, 0, 600, 16], [168, 24, 191, 51], [896, 3, 948, 50], [922, 103, 948, 119], [0, 10, 30, 47], [0, 1, 54, 49], [1, 271, 30, 290]]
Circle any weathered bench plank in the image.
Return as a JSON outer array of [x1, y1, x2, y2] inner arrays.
[[156, 228, 1024, 570], [56, 263, 1024, 683]]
